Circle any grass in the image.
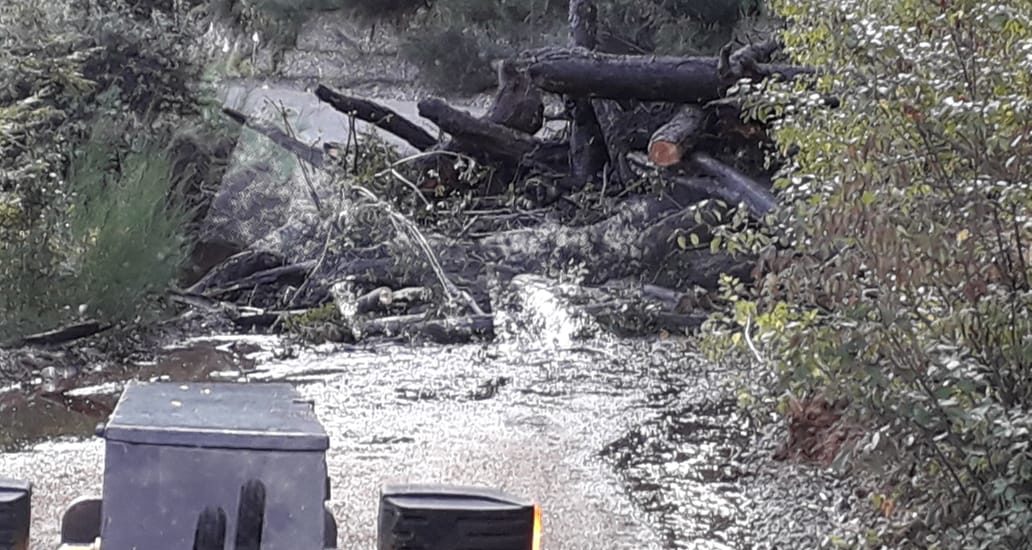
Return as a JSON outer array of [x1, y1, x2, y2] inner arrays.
[[0, 131, 195, 337]]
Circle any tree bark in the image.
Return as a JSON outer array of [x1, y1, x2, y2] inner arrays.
[[485, 60, 544, 135], [353, 314, 494, 343], [648, 105, 706, 167], [569, 0, 598, 50], [688, 152, 777, 218], [566, 0, 608, 188], [417, 98, 568, 172], [314, 85, 438, 151], [525, 46, 808, 103], [626, 152, 775, 219]]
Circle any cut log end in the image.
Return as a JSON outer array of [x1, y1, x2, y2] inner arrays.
[[648, 141, 683, 167]]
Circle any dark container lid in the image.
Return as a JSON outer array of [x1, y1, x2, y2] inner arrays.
[[0, 478, 32, 502], [100, 381, 329, 451]]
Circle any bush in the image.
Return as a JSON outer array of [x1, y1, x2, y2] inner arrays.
[[704, 0, 1032, 547], [0, 0, 229, 337], [0, 132, 196, 334]]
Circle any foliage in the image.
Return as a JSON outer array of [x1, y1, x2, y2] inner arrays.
[[0, 0, 230, 337], [703, 0, 1032, 547], [1, 128, 196, 334]]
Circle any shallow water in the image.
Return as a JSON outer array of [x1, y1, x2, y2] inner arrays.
[[0, 281, 856, 549]]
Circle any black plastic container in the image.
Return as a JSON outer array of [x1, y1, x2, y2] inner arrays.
[[378, 484, 539, 550], [0, 478, 31, 550]]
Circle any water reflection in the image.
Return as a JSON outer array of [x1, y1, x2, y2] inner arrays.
[[0, 280, 853, 549]]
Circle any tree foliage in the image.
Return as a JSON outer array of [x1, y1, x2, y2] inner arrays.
[[705, 0, 1032, 547]]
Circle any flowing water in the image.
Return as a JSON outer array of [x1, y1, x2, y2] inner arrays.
[[0, 278, 858, 549]]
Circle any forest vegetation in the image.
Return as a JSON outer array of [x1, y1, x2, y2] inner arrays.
[[1, 0, 1029, 547]]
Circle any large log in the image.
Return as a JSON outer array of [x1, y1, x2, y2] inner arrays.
[[352, 313, 495, 343], [314, 85, 438, 151], [525, 46, 809, 102], [592, 101, 681, 188], [648, 105, 706, 167], [628, 152, 776, 219], [689, 152, 777, 218], [627, 151, 776, 219]]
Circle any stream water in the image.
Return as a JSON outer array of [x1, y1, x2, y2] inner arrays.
[[0, 278, 857, 549]]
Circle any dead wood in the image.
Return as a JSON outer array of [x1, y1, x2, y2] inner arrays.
[[352, 313, 494, 343], [569, 0, 599, 50], [524, 44, 809, 102], [314, 85, 438, 151], [648, 105, 706, 167], [186, 250, 287, 295], [206, 261, 317, 297], [222, 108, 325, 167], [2, 321, 112, 349], [566, 0, 608, 187], [688, 152, 777, 218], [627, 152, 776, 219], [417, 98, 568, 173], [486, 60, 545, 135]]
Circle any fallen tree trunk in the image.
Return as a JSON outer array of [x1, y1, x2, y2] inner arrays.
[[1, 321, 112, 349], [648, 105, 706, 167], [688, 152, 777, 217], [314, 85, 438, 151], [627, 152, 776, 219], [206, 261, 317, 297], [525, 46, 808, 103]]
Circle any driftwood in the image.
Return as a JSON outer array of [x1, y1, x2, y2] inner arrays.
[[417, 98, 568, 174]]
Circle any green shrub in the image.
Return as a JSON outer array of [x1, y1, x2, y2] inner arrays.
[[704, 0, 1032, 547], [65, 136, 193, 321], [0, 0, 228, 337], [0, 132, 194, 335]]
